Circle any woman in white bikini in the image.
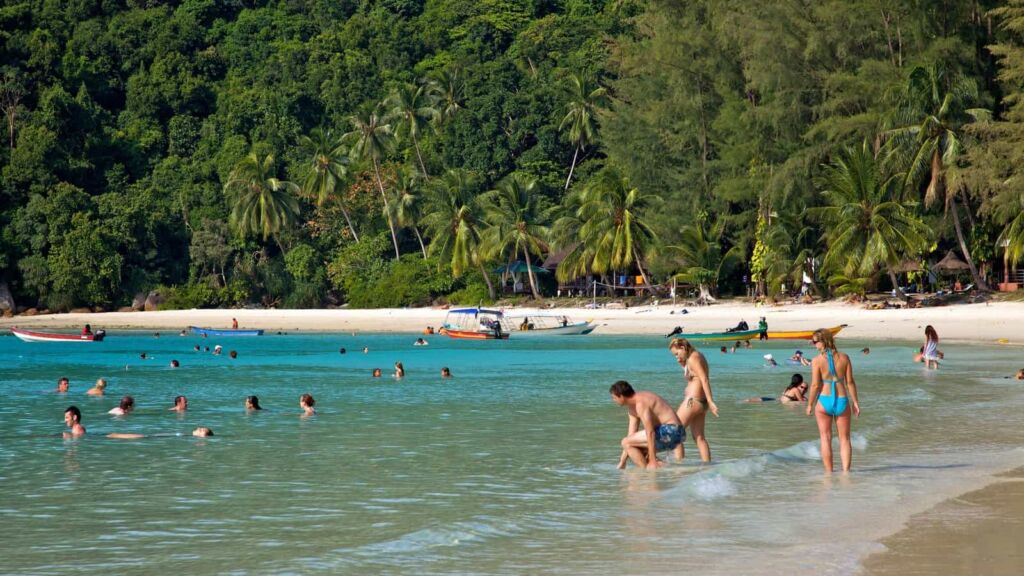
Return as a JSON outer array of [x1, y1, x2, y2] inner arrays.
[[669, 338, 719, 462]]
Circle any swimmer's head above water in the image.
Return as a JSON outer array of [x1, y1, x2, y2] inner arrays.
[[192, 427, 213, 437]]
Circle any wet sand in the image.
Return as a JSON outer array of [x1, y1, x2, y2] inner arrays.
[[862, 467, 1024, 575]]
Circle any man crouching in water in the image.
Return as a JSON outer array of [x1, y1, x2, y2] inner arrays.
[[610, 380, 685, 470]]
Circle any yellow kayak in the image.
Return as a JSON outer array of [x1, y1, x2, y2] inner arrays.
[[766, 324, 847, 340]]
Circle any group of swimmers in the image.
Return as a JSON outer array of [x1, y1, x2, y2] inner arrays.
[[611, 328, 861, 473]]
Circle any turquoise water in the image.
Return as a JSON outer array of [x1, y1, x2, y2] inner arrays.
[[1, 332, 1023, 575]]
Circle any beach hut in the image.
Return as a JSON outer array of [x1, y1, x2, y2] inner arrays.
[[934, 250, 970, 273], [494, 261, 549, 294]]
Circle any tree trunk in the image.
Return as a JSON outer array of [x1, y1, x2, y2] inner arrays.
[[523, 246, 540, 299], [373, 159, 401, 258], [478, 262, 496, 300], [564, 144, 580, 191], [413, 226, 427, 258], [412, 132, 429, 177], [632, 246, 652, 296], [887, 266, 906, 300], [949, 195, 988, 290], [339, 205, 360, 242]]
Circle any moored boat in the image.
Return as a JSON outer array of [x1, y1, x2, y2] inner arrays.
[[671, 328, 761, 342], [439, 308, 509, 340], [189, 326, 264, 337], [766, 324, 847, 340], [11, 326, 106, 342], [502, 314, 597, 336]]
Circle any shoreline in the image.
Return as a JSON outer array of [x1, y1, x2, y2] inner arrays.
[[3, 300, 1024, 344], [862, 467, 1024, 575]]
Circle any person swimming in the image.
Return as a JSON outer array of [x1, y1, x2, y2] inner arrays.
[[372, 368, 382, 377], [299, 393, 316, 416], [108, 395, 135, 416], [763, 354, 778, 367], [441, 367, 451, 378], [789, 350, 811, 366], [1015, 369, 1024, 380], [245, 395, 262, 410], [86, 378, 106, 396], [394, 361, 405, 378], [744, 374, 808, 403], [64, 406, 86, 438], [414, 338, 428, 346], [169, 395, 187, 412], [107, 427, 214, 440]]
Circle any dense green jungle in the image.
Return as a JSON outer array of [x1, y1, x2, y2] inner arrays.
[[3, 0, 1024, 311]]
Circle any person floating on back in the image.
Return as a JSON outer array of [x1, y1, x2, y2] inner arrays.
[[610, 380, 685, 470]]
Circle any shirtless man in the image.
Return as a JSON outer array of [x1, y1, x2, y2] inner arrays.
[[610, 380, 685, 470], [63, 406, 86, 438], [56, 377, 69, 394], [669, 338, 719, 463], [169, 395, 188, 412]]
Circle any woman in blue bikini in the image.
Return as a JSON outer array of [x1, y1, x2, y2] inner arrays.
[[806, 328, 861, 473]]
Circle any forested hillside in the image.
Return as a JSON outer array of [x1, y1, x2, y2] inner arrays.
[[2, 0, 1023, 311]]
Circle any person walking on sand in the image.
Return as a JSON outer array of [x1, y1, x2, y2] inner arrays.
[[668, 338, 719, 463], [923, 325, 940, 369], [806, 328, 861, 473], [609, 380, 685, 470]]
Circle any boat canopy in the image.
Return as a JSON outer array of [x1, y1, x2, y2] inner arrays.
[[447, 308, 503, 316]]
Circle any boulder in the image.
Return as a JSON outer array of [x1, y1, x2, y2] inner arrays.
[[0, 281, 14, 312], [144, 291, 165, 311], [22, 308, 38, 316], [131, 292, 147, 311]]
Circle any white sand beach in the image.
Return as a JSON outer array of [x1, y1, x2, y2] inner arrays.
[[3, 300, 1024, 344]]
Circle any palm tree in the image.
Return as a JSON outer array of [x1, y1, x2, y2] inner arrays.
[[345, 109, 400, 258], [223, 151, 300, 246], [422, 169, 495, 299], [811, 141, 931, 297], [575, 167, 659, 288], [669, 221, 743, 302], [886, 64, 991, 290], [388, 165, 428, 257], [297, 127, 358, 242], [480, 173, 557, 299], [385, 82, 440, 176], [430, 66, 466, 125], [559, 72, 607, 191]]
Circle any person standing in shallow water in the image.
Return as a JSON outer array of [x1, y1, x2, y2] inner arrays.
[[806, 328, 861, 473], [610, 380, 684, 470], [668, 338, 718, 463]]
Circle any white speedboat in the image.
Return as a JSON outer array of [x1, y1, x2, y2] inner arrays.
[[501, 315, 597, 336]]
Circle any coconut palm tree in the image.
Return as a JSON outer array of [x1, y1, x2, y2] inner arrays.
[[480, 173, 557, 299], [430, 66, 466, 125], [223, 151, 300, 246], [297, 127, 358, 242], [385, 82, 439, 176], [811, 140, 931, 297], [886, 64, 991, 290], [669, 220, 743, 302], [388, 165, 428, 257], [345, 109, 400, 258], [575, 167, 659, 288], [559, 72, 607, 191], [422, 169, 495, 299]]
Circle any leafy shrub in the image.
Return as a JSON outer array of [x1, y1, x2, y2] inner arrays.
[[159, 283, 219, 309]]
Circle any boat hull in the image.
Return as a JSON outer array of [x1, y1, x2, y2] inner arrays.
[[10, 327, 105, 342], [674, 328, 760, 342], [508, 322, 597, 336], [440, 328, 509, 340], [189, 326, 264, 337], [766, 324, 847, 340]]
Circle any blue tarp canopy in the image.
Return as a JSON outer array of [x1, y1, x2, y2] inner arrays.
[[494, 261, 548, 274]]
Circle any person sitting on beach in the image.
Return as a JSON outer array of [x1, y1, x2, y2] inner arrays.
[[414, 338, 428, 346], [108, 427, 214, 440], [245, 395, 262, 410], [441, 367, 452, 378], [169, 395, 187, 412], [86, 378, 106, 396], [726, 319, 749, 333], [610, 380, 685, 470], [81, 324, 92, 336], [789, 350, 811, 366], [109, 395, 135, 416], [56, 377, 70, 394], [394, 362, 405, 378], [64, 406, 86, 438], [299, 393, 316, 417], [372, 368, 382, 377], [763, 354, 778, 367], [744, 374, 809, 403]]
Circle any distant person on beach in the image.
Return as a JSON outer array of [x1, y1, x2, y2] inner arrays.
[[169, 395, 187, 412], [923, 325, 940, 369], [299, 393, 316, 416], [372, 368, 382, 377], [63, 406, 86, 438], [669, 338, 718, 463], [758, 317, 768, 340], [743, 374, 808, 403], [56, 377, 69, 394], [86, 378, 106, 396], [232, 318, 238, 329], [610, 380, 685, 469], [806, 328, 860, 473], [394, 362, 405, 378], [245, 395, 262, 410], [441, 367, 451, 378], [109, 395, 135, 416]]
